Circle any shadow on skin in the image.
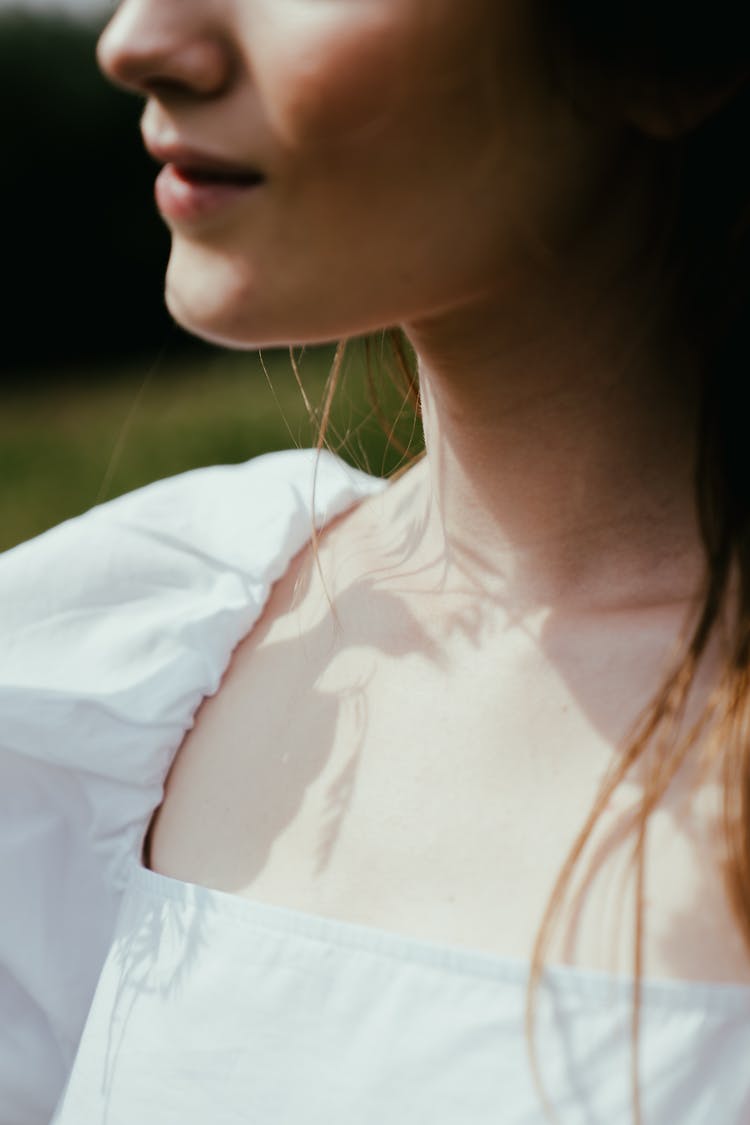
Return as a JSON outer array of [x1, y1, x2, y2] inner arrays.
[[128, 464, 744, 1024], [94, 469, 750, 1121]]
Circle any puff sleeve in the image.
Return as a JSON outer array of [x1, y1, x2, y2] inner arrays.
[[0, 448, 384, 1124]]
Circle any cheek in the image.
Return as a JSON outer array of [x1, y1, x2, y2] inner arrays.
[[251, 14, 413, 147]]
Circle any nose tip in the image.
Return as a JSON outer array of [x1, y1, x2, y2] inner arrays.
[[96, 2, 232, 98]]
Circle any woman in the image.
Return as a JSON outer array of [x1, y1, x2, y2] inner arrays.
[[1, 1, 748, 1122]]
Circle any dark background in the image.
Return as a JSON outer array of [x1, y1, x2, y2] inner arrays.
[[0, 9, 207, 381]]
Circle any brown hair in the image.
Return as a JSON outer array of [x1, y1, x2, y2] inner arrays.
[[520, 6, 750, 1123], [309, 6, 749, 1122]]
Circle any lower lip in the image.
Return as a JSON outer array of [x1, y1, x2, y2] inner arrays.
[[154, 163, 264, 223]]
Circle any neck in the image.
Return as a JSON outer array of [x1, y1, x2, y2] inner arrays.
[[401, 269, 702, 614]]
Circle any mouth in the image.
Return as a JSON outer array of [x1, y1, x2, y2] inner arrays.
[[143, 135, 268, 223], [154, 161, 266, 225], [143, 136, 266, 184], [170, 164, 266, 189]]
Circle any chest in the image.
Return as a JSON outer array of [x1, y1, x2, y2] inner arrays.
[[143, 584, 750, 984]]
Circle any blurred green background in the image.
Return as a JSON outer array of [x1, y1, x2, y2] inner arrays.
[[0, 11, 423, 552], [1, 338, 424, 552]]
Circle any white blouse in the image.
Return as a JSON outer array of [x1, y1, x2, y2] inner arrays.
[[1, 449, 749, 1125]]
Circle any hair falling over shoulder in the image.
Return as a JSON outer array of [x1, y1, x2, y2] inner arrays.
[[309, 5, 749, 1122], [520, 4, 750, 1122], [310, 4, 750, 1120]]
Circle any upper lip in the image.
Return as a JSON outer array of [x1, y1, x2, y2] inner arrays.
[[143, 138, 264, 179]]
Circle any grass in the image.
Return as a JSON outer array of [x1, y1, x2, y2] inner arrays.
[[0, 341, 424, 553]]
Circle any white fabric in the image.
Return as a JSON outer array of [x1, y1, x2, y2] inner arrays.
[[1, 448, 749, 1125]]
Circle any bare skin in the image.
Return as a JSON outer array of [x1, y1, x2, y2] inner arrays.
[[142, 463, 750, 984], [98, 0, 750, 982]]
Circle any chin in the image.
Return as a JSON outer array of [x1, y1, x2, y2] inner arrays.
[[165, 289, 253, 349], [161, 241, 392, 350], [164, 246, 319, 351], [163, 251, 272, 349]]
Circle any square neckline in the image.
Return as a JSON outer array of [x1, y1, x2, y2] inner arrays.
[[129, 855, 750, 1013]]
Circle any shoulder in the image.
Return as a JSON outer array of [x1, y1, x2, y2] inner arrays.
[[0, 449, 385, 1119], [0, 448, 385, 781], [1, 447, 382, 600]]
